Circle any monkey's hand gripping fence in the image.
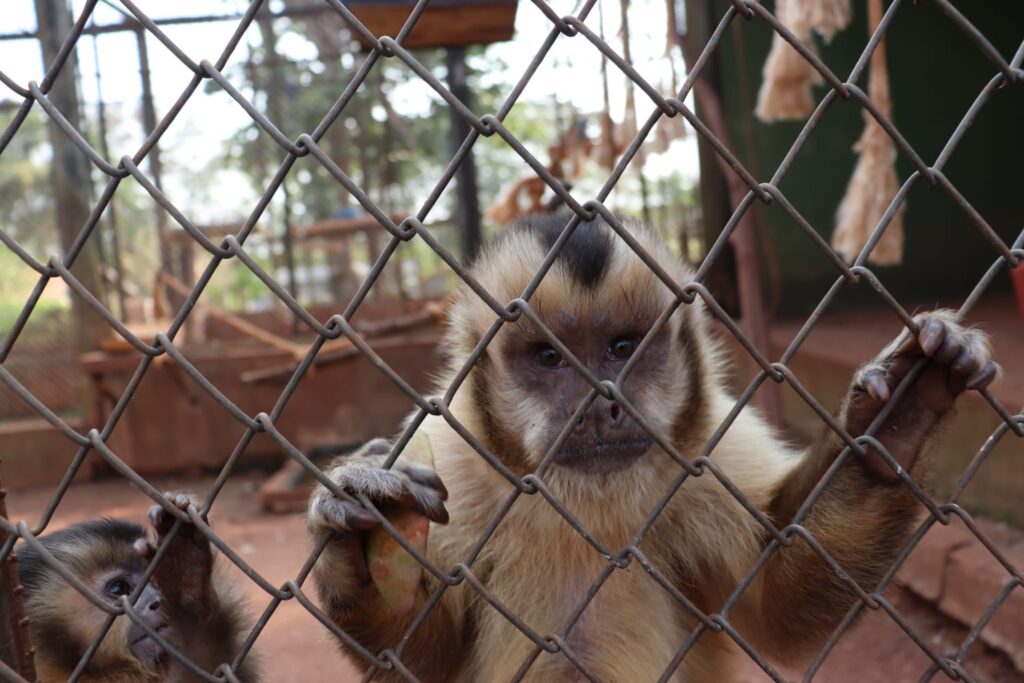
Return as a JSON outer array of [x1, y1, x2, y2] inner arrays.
[[1, 0, 1023, 681]]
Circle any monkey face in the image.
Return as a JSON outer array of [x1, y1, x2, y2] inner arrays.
[[18, 520, 178, 677], [503, 312, 670, 474], [90, 567, 173, 669], [453, 215, 699, 477]]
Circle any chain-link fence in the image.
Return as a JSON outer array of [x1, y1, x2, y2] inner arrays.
[[1, 0, 1023, 681], [0, 308, 80, 421]]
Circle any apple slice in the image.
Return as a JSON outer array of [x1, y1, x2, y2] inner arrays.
[[365, 432, 435, 615]]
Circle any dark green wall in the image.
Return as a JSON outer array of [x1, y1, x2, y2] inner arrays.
[[706, 1, 1024, 313]]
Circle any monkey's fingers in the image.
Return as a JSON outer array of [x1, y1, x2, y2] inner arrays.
[[882, 313, 995, 397], [327, 459, 449, 519], [147, 492, 195, 535], [358, 438, 392, 457], [966, 361, 999, 391], [397, 479, 450, 524], [401, 464, 449, 502], [859, 369, 891, 403], [311, 494, 381, 532]]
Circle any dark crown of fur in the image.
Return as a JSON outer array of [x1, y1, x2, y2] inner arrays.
[[16, 518, 144, 592]]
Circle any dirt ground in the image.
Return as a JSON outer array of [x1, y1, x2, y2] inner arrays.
[[5, 473, 1020, 683]]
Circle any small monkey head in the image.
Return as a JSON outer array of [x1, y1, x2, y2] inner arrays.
[[448, 214, 709, 482], [18, 519, 177, 678]]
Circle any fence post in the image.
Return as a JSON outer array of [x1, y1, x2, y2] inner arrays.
[[446, 47, 482, 263], [678, 0, 783, 428], [0, 472, 36, 681]]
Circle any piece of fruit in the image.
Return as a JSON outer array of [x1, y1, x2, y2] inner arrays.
[[365, 432, 435, 615]]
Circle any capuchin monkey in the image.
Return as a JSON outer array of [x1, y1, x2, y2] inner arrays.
[[16, 493, 258, 682], [307, 214, 999, 682]]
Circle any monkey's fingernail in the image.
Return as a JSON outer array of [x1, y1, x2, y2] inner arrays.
[[432, 504, 450, 525], [934, 336, 960, 364], [148, 506, 162, 526], [348, 507, 380, 530], [133, 539, 149, 556], [918, 320, 945, 356], [966, 362, 998, 390], [951, 348, 982, 375], [865, 374, 890, 402]]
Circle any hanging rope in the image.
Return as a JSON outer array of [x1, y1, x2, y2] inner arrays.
[[832, 0, 905, 266], [755, 0, 852, 122]]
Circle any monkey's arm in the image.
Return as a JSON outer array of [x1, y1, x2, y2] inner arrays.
[[308, 440, 464, 683], [140, 493, 258, 681], [729, 311, 997, 665]]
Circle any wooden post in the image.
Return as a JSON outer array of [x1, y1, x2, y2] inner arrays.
[[0, 473, 36, 681], [678, 0, 783, 428], [134, 27, 173, 277], [34, 0, 108, 359], [445, 47, 482, 263], [90, 35, 127, 321], [257, 13, 301, 331]]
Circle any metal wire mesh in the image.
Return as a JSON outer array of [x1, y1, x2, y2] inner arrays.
[[1, 0, 1023, 681]]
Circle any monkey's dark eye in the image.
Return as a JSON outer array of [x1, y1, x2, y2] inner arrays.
[[105, 578, 133, 600], [534, 344, 566, 368], [608, 336, 639, 360]]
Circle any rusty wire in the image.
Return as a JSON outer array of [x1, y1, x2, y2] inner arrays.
[[0, 0, 1023, 681]]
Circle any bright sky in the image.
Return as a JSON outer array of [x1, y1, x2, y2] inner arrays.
[[1, 0, 699, 219]]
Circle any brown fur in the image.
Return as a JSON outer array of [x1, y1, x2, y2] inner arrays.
[[18, 518, 258, 682], [310, 215, 985, 681]]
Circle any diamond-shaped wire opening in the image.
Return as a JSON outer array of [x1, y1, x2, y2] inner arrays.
[[0, 0, 1022, 681]]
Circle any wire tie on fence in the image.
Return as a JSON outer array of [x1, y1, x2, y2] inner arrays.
[[727, 0, 755, 20], [573, 199, 598, 223], [478, 114, 499, 137], [751, 181, 774, 206], [323, 315, 345, 339], [217, 664, 241, 683], [598, 379, 621, 403], [539, 635, 562, 654], [517, 473, 540, 495], [502, 298, 526, 322], [766, 362, 787, 385], [777, 524, 799, 548], [554, 14, 579, 37], [373, 36, 396, 58], [397, 216, 421, 241], [674, 282, 699, 306], [423, 396, 446, 418], [610, 547, 632, 570]]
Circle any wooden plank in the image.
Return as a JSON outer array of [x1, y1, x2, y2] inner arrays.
[[349, 2, 517, 49]]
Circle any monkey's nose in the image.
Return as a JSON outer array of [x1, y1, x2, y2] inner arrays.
[[609, 403, 622, 424], [144, 596, 162, 612]]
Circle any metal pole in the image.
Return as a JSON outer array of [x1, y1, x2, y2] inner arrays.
[[445, 47, 482, 263]]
